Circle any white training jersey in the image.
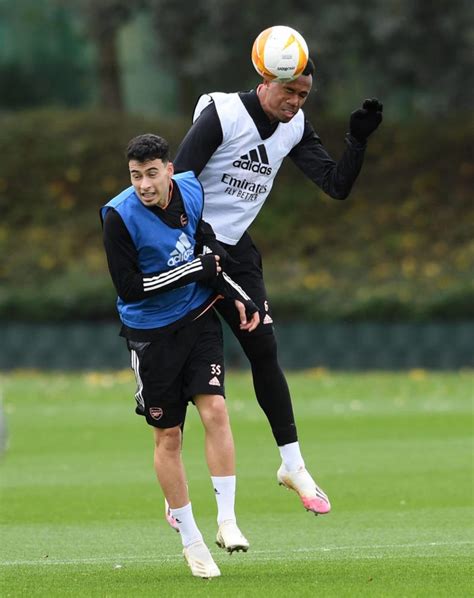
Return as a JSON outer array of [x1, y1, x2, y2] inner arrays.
[[193, 92, 305, 245]]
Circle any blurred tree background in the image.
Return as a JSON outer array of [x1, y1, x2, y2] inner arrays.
[[0, 0, 473, 322]]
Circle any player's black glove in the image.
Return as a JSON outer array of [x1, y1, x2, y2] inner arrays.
[[238, 296, 259, 321], [349, 98, 383, 142], [198, 253, 221, 279], [213, 272, 259, 320]]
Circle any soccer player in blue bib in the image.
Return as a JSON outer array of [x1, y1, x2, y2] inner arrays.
[[101, 134, 260, 578]]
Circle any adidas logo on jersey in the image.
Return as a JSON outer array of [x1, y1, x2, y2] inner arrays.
[[233, 144, 273, 175], [208, 376, 221, 386], [167, 232, 194, 266]]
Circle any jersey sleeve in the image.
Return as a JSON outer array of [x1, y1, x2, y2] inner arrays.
[[192, 218, 258, 316], [288, 119, 367, 200], [173, 101, 223, 176], [213, 271, 259, 317], [102, 209, 218, 302], [194, 219, 239, 268]]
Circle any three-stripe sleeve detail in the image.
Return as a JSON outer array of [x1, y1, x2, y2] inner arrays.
[[222, 271, 251, 301], [130, 349, 145, 410], [143, 258, 204, 292]]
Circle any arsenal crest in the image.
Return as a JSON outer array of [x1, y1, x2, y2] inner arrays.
[[149, 407, 163, 421]]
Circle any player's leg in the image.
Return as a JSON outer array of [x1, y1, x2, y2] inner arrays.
[[218, 233, 331, 515], [152, 425, 188, 507], [127, 336, 220, 577], [185, 311, 249, 553], [151, 425, 220, 577], [194, 393, 249, 553], [239, 332, 330, 514], [217, 233, 298, 444], [194, 393, 234, 475]]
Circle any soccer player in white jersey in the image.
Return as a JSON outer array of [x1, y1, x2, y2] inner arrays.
[[173, 59, 383, 516]]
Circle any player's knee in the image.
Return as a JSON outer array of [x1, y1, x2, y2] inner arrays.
[[197, 395, 229, 430], [154, 425, 182, 453], [240, 333, 278, 365]]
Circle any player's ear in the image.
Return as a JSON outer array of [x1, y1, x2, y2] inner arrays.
[[167, 161, 175, 176]]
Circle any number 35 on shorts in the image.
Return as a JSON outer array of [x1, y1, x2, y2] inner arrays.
[[210, 363, 221, 376], [208, 363, 222, 387]]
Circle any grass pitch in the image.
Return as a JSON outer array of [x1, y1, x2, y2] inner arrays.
[[0, 369, 472, 597]]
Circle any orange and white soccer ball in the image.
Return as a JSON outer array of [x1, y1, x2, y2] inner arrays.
[[251, 25, 309, 82]]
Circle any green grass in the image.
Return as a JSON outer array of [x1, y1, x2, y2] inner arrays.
[[0, 370, 473, 597]]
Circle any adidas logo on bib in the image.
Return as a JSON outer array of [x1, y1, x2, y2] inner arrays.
[[233, 144, 272, 175], [167, 232, 194, 266], [208, 376, 220, 386]]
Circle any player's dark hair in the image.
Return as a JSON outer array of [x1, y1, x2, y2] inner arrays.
[[302, 57, 315, 77], [126, 134, 170, 163]]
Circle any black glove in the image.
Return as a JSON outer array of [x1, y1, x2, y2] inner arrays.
[[349, 98, 383, 142], [212, 272, 259, 319], [240, 296, 259, 320], [233, 294, 259, 321], [198, 253, 220, 279]]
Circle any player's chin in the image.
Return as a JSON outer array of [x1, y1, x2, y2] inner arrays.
[[140, 195, 157, 205], [279, 111, 296, 122]]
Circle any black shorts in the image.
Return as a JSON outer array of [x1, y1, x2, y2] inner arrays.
[[217, 232, 275, 338], [127, 309, 225, 428]]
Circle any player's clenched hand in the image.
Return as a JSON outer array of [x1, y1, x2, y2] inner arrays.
[[349, 98, 383, 142], [234, 300, 260, 332], [199, 253, 221, 277]]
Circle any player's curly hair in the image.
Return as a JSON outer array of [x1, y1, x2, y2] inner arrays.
[[126, 134, 170, 163], [302, 58, 315, 77]]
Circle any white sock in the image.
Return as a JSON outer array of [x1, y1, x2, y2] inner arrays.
[[170, 502, 203, 547], [211, 475, 236, 525], [279, 441, 305, 471]]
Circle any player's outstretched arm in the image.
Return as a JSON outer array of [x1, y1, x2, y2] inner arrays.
[[289, 98, 383, 200], [349, 98, 384, 143]]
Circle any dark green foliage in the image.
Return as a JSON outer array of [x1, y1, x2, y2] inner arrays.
[[1, 1, 472, 119], [0, 0, 95, 109], [0, 110, 472, 321]]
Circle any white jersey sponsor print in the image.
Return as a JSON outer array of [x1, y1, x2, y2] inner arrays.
[[194, 92, 305, 245]]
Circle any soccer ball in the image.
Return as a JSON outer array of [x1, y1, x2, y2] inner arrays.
[[251, 25, 309, 82]]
